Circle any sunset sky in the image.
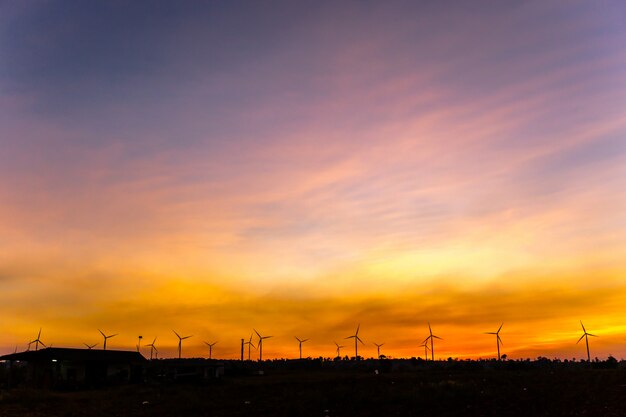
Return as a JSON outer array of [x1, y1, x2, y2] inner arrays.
[[1, 1, 625, 360]]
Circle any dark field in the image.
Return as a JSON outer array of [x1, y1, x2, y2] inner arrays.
[[2, 367, 626, 417]]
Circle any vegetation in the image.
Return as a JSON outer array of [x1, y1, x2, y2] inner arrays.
[[1, 358, 626, 416]]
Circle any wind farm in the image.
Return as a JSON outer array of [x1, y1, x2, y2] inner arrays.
[[1, 0, 625, 415]]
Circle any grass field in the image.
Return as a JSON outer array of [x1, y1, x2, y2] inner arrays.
[[2, 366, 626, 416]]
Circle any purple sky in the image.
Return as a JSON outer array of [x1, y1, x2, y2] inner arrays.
[[1, 1, 625, 359]]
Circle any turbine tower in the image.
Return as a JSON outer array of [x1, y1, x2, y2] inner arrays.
[[334, 341, 345, 358], [204, 341, 218, 359], [254, 329, 272, 361], [373, 342, 384, 358], [83, 343, 98, 350], [173, 330, 192, 359], [345, 324, 364, 359], [484, 323, 504, 360], [31, 328, 46, 351], [418, 342, 430, 360], [577, 321, 598, 362], [295, 336, 309, 359], [422, 322, 442, 361], [243, 334, 256, 360], [98, 329, 117, 350], [146, 337, 157, 360]]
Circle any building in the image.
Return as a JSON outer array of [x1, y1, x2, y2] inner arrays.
[[0, 347, 146, 388]]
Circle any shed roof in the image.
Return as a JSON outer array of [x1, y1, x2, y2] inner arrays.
[[0, 347, 147, 362]]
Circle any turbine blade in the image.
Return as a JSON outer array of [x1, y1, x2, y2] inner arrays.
[[205, 341, 210, 346], [357, 337, 364, 344], [98, 329, 105, 337], [433, 335, 442, 340], [172, 330, 181, 338], [580, 321, 586, 333], [302, 339, 308, 343], [576, 334, 585, 344], [588, 333, 598, 337], [497, 323, 503, 333], [345, 336, 355, 339], [497, 335, 503, 346], [422, 336, 430, 344], [485, 332, 496, 335], [110, 334, 118, 338], [356, 323, 360, 336], [295, 337, 301, 342], [254, 329, 261, 338]]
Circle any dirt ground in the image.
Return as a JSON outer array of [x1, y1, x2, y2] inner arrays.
[[1, 367, 626, 417]]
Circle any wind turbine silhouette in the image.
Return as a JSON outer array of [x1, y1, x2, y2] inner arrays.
[[146, 337, 157, 360], [295, 337, 309, 359], [334, 341, 345, 358], [373, 342, 384, 358], [83, 343, 98, 350], [243, 334, 256, 360], [345, 324, 364, 359], [98, 329, 117, 350], [422, 322, 442, 361], [418, 342, 430, 360], [31, 328, 46, 351], [484, 323, 504, 360], [173, 330, 192, 359], [254, 329, 272, 361], [204, 341, 217, 359], [577, 321, 598, 362]]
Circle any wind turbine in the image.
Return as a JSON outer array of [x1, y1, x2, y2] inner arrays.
[[146, 337, 157, 360], [373, 342, 384, 358], [295, 336, 309, 359], [254, 329, 272, 361], [31, 328, 46, 351], [345, 324, 364, 359], [334, 341, 345, 358], [83, 343, 98, 350], [173, 330, 192, 359], [204, 341, 218, 359], [484, 323, 504, 360], [243, 334, 256, 360], [98, 329, 117, 350], [422, 322, 442, 361], [577, 321, 598, 362], [418, 342, 430, 360], [137, 335, 143, 352]]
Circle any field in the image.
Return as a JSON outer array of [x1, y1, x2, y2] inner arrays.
[[1, 363, 626, 416]]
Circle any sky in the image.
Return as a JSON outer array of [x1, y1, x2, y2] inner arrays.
[[1, 0, 625, 360]]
